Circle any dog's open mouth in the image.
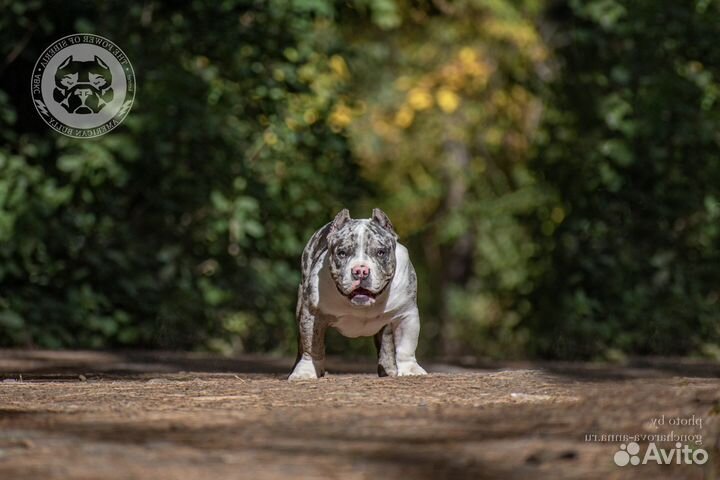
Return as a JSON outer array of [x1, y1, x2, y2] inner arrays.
[[336, 282, 390, 306], [346, 287, 378, 306], [350, 287, 376, 299]]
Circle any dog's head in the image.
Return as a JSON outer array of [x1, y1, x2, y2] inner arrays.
[[53, 55, 113, 114], [326, 209, 398, 307]]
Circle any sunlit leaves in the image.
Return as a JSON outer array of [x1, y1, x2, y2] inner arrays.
[[340, 0, 549, 355]]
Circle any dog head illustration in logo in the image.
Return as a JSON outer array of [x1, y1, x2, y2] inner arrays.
[[53, 55, 114, 114]]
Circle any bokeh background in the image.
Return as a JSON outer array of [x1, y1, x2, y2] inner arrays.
[[2, 0, 719, 361]]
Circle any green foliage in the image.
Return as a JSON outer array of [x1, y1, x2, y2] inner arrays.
[[1, 0, 718, 360], [529, 0, 720, 358], [0, 1, 366, 351]]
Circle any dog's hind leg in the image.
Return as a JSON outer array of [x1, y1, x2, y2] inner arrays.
[[374, 324, 397, 377]]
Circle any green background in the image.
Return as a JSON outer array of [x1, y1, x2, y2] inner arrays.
[[2, 0, 719, 360]]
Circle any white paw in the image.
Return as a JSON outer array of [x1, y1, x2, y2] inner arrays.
[[288, 358, 320, 381], [396, 361, 427, 376]]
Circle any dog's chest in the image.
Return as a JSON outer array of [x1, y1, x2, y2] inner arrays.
[[328, 313, 389, 338]]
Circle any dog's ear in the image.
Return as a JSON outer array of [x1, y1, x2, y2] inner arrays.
[[57, 56, 73, 70], [94, 55, 109, 70], [329, 208, 351, 235], [371, 208, 397, 237]]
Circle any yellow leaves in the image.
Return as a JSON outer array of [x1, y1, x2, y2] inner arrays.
[[459, 47, 477, 65], [484, 19, 539, 50], [394, 106, 415, 128], [465, 61, 491, 87], [439, 47, 492, 91], [286, 58, 364, 133], [348, 21, 545, 204], [297, 53, 350, 103], [329, 55, 349, 78], [436, 88, 460, 113], [407, 87, 434, 110], [398, 84, 459, 123], [393, 85, 451, 127], [328, 100, 367, 132], [387, 47, 497, 123], [551, 206, 565, 224], [329, 103, 353, 131], [443, 47, 494, 90]]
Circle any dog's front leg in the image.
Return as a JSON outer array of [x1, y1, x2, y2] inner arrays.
[[288, 304, 327, 380], [392, 308, 427, 376]]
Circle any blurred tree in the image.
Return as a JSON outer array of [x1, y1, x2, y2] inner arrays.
[[0, 0, 368, 351], [530, 0, 720, 359], [338, 0, 550, 357], [2, 0, 717, 361]]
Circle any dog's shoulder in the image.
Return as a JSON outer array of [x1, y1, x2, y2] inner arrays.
[[301, 221, 332, 277]]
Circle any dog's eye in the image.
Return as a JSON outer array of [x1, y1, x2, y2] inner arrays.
[[336, 249, 347, 259], [89, 73, 106, 86], [62, 74, 77, 87], [377, 249, 386, 258]]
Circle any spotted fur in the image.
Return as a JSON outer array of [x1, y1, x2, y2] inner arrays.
[[289, 208, 427, 380]]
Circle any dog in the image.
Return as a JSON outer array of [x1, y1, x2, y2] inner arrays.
[[289, 208, 427, 380], [53, 55, 114, 114]]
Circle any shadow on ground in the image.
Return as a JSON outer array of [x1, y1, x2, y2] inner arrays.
[[0, 350, 718, 480], [1, 349, 719, 382]]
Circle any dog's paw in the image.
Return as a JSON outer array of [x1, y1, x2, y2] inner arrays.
[[377, 363, 398, 377], [288, 359, 320, 381], [396, 361, 427, 376]]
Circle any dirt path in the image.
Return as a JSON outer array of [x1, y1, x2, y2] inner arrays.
[[0, 350, 718, 479]]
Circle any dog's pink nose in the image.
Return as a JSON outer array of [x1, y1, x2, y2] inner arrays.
[[351, 264, 370, 279]]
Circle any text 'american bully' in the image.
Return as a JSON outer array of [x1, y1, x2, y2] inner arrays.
[[289, 208, 427, 380]]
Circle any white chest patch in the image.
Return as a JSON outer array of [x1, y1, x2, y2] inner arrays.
[[329, 314, 390, 338]]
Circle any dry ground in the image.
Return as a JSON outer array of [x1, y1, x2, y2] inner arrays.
[[0, 350, 719, 479]]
